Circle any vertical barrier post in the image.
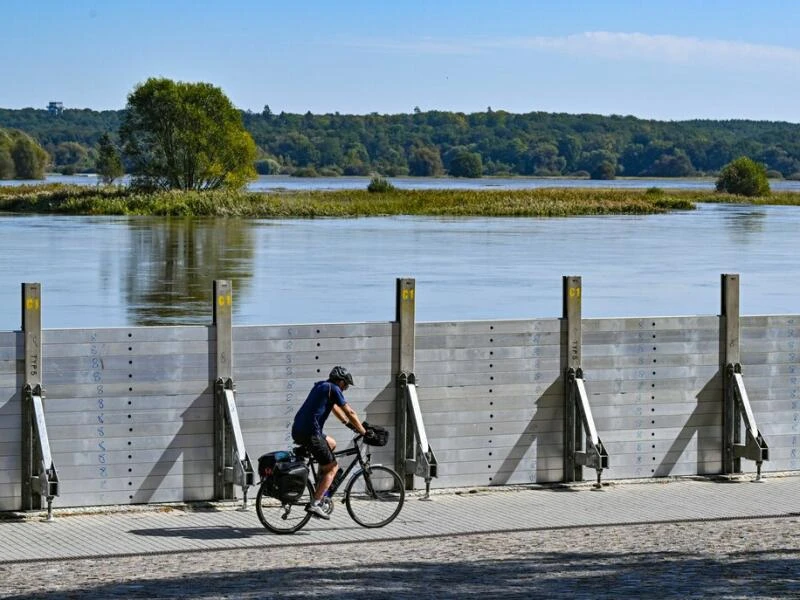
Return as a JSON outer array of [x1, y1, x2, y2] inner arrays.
[[21, 283, 42, 510], [721, 273, 741, 474], [395, 278, 416, 489], [213, 280, 234, 499], [563, 276, 583, 482]]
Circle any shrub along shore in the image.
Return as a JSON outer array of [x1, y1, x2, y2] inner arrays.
[[1, 184, 798, 218]]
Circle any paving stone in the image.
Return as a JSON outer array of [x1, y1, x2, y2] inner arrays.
[[1, 475, 798, 598]]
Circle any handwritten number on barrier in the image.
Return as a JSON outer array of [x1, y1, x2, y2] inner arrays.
[[92, 337, 108, 487]]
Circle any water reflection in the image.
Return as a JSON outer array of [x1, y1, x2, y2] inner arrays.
[[124, 219, 255, 325], [723, 206, 766, 244]]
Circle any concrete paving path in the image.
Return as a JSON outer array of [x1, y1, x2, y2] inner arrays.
[[1, 474, 798, 563]]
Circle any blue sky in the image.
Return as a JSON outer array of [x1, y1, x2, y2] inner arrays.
[[3, 0, 800, 121]]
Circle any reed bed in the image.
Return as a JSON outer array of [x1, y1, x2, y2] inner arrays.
[[1, 184, 799, 218]]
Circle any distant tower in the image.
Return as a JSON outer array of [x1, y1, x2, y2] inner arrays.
[[47, 102, 64, 115]]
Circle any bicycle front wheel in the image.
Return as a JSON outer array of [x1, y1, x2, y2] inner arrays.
[[345, 465, 405, 527], [255, 480, 314, 534]]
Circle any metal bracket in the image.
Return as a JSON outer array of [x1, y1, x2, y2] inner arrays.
[[566, 368, 609, 487], [398, 371, 438, 499], [725, 363, 769, 480], [23, 384, 59, 520], [215, 377, 255, 506]]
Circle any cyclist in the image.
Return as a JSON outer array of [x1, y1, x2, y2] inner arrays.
[[292, 366, 368, 519]]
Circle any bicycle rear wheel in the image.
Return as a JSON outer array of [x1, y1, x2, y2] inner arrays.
[[255, 480, 314, 534], [345, 465, 405, 527]]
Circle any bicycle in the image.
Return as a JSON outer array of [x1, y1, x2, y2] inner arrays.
[[255, 431, 405, 534]]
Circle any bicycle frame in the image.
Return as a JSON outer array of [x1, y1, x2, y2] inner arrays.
[[305, 436, 376, 497]]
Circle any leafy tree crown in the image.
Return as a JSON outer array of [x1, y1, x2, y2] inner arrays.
[[715, 157, 770, 197]]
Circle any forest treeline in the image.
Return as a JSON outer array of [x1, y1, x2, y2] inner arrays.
[[2, 106, 800, 179]]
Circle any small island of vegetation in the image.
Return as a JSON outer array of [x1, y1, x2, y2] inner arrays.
[[3, 182, 798, 219]]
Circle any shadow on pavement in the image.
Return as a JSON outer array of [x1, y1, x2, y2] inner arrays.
[[129, 522, 372, 539], [3, 548, 798, 599], [129, 526, 270, 540]]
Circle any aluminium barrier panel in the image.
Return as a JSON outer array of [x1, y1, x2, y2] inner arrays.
[[582, 316, 723, 479], [414, 318, 565, 488], [16, 326, 216, 509], [739, 315, 800, 471], [0, 331, 21, 511]]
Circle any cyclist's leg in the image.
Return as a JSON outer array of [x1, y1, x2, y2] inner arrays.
[[309, 434, 338, 501]]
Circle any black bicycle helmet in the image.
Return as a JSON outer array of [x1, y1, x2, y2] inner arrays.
[[329, 366, 355, 386]]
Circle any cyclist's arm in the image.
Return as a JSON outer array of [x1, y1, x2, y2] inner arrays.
[[332, 404, 366, 435]]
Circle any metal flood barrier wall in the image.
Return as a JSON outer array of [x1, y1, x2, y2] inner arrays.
[[0, 275, 798, 512]]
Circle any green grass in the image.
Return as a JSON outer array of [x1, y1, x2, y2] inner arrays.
[[1, 184, 799, 218]]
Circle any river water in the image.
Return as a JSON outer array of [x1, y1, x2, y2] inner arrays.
[[3, 173, 800, 192], [0, 199, 798, 330]]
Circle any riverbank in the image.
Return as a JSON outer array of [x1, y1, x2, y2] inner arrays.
[[1, 183, 798, 217]]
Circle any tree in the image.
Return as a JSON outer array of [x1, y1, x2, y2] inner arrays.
[[0, 147, 13, 179], [53, 141, 92, 174], [0, 130, 14, 178], [449, 150, 483, 178], [318, 137, 344, 167], [276, 132, 319, 167], [524, 142, 566, 176], [715, 156, 770, 196], [646, 150, 695, 177], [341, 143, 370, 175], [591, 161, 617, 180], [96, 133, 124, 184], [120, 78, 257, 190], [8, 130, 48, 179], [408, 145, 443, 176], [580, 149, 618, 179], [558, 135, 582, 172]]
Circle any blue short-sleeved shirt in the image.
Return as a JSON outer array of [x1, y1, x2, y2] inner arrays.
[[292, 380, 347, 438]]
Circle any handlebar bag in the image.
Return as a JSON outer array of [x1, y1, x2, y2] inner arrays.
[[364, 425, 389, 446]]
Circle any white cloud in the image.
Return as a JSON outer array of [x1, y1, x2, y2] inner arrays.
[[351, 32, 800, 68], [498, 32, 800, 67]]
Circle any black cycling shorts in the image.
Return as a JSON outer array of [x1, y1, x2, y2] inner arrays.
[[294, 433, 335, 466]]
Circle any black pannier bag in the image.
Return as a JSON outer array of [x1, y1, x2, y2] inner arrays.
[[364, 425, 389, 447], [258, 451, 309, 503], [257, 450, 292, 480], [273, 460, 309, 503]]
